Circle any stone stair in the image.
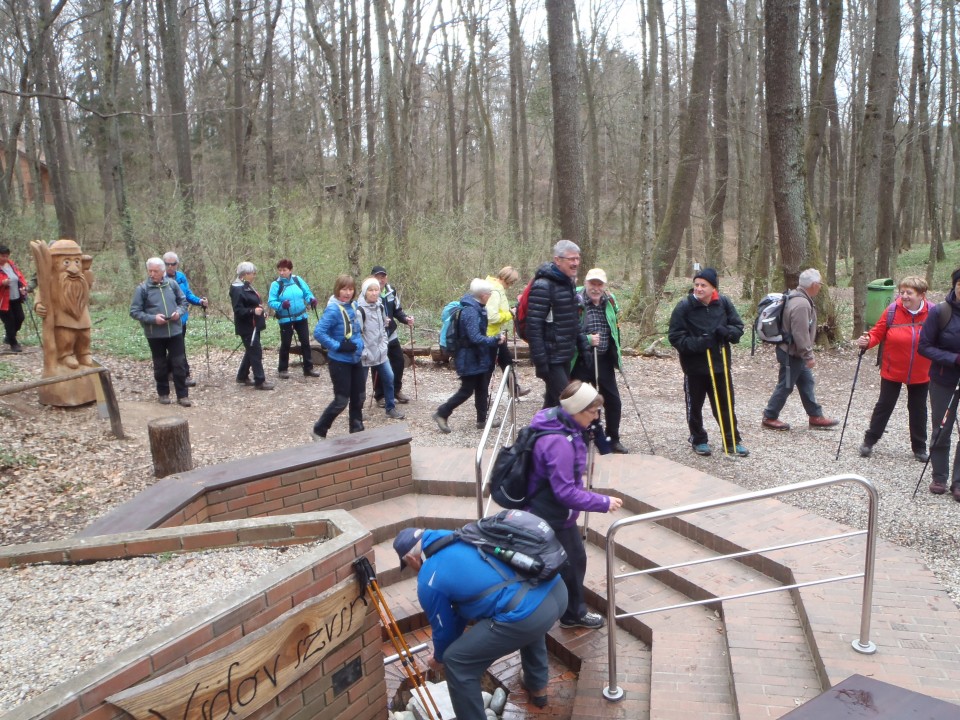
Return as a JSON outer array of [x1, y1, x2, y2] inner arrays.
[[344, 446, 960, 718]]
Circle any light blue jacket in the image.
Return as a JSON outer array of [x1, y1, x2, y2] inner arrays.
[[314, 298, 364, 364], [268, 275, 316, 324]]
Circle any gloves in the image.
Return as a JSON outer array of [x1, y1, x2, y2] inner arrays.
[[281, 299, 291, 310], [339, 339, 357, 353], [700, 334, 717, 350], [714, 326, 730, 342], [309, 298, 318, 308]]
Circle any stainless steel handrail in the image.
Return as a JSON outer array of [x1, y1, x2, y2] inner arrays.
[[475, 364, 519, 518], [602, 474, 879, 702]]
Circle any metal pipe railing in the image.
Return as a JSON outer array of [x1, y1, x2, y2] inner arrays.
[[475, 364, 519, 518], [602, 474, 879, 702]]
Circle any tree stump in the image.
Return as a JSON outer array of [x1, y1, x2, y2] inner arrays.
[[148, 416, 192, 478]]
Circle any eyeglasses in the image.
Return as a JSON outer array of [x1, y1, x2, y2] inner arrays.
[[165, 262, 178, 267], [557, 256, 581, 263]]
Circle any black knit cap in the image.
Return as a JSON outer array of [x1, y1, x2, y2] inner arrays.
[[694, 267, 719, 290], [951, 268, 960, 286]]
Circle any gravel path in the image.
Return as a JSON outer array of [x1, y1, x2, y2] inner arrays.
[[2, 326, 960, 708]]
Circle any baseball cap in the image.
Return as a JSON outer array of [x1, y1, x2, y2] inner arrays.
[[393, 528, 423, 569], [584, 268, 607, 284], [371, 266, 388, 276]]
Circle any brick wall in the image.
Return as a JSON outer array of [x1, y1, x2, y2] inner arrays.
[[2, 513, 386, 720]]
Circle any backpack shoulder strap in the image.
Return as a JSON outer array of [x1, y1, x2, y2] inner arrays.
[[423, 532, 460, 558], [885, 301, 898, 327], [939, 301, 953, 331]]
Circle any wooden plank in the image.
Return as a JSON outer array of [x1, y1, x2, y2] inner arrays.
[[108, 578, 368, 720]]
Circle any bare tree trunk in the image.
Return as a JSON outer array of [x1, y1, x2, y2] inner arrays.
[[706, 1, 729, 270], [546, 0, 587, 247], [626, 0, 717, 329]]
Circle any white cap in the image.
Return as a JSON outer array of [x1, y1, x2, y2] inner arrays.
[[584, 268, 607, 284]]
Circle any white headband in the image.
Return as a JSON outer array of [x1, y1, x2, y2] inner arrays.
[[560, 383, 599, 415]]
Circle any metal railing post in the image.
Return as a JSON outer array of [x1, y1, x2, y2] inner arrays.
[[603, 474, 879, 700], [475, 366, 517, 519]]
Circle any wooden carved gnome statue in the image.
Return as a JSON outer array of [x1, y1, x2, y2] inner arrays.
[[29, 239, 97, 406]]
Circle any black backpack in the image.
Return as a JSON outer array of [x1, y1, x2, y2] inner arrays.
[[424, 509, 568, 584], [489, 426, 568, 510]]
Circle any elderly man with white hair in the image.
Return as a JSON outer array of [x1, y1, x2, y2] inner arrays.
[[433, 278, 505, 433], [130, 258, 191, 406], [762, 268, 838, 431]]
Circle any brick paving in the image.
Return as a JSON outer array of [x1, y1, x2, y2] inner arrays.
[[355, 446, 960, 718]]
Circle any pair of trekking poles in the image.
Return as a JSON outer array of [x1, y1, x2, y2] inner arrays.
[[354, 557, 441, 720], [704, 341, 738, 459]]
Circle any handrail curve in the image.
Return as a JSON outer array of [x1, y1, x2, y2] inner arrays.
[[475, 365, 519, 518]]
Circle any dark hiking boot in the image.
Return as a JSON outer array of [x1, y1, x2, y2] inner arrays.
[[762, 417, 790, 431]]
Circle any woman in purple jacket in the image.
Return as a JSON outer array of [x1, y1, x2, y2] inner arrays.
[[524, 380, 623, 629]]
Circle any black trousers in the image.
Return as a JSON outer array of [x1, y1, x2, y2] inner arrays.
[[278, 318, 314, 373], [236, 331, 265, 385], [864, 378, 928, 452], [437, 372, 488, 422], [316, 359, 365, 434], [1, 299, 24, 344], [554, 524, 588, 623], [374, 338, 405, 398], [537, 363, 571, 409], [573, 346, 623, 443], [683, 371, 742, 447], [147, 334, 188, 399]]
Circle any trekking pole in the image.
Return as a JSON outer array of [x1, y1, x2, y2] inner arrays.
[[913, 378, 960, 499], [721, 345, 737, 454], [26, 299, 42, 347], [408, 324, 418, 400], [836, 348, 866, 461], [582, 435, 597, 541], [353, 557, 441, 720], [617, 363, 655, 454], [202, 306, 211, 378], [369, 368, 378, 408], [705, 347, 732, 457]]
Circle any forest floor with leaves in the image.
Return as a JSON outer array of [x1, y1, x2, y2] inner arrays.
[[3, 331, 960, 607]]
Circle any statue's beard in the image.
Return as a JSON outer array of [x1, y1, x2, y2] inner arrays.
[[60, 273, 88, 320]]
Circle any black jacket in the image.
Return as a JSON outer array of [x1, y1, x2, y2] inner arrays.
[[230, 281, 267, 337], [667, 291, 744, 376], [526, 262, 581, 369]]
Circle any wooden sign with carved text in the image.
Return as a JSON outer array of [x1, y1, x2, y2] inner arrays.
[[108, 578, 368, 720]]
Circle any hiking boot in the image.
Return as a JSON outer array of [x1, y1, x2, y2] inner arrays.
[[610, 441, 629, 454], [930, 480, 948, 495], [915, 450, 930, 463], [952, 485, 960, 502], [734, 444, 749, 457], [255, 381, 275, 390], [184, 376, 197, 387], [762, 417, 790, 431], [516, 385, 532, 398], [386, 407, 405, 420], [349, 420, 365, 433], [158, 395, 172, 405], [376, 398, 386, 409], [477, 418, 502, 430], [559, 612, 605, 630], [859, 443, 873, 458], [277, 370, 290, 379], [304, 368, 321, 377], [433, 412, 451, 434], [9, 342, 22, 353], [809, 415, 840, 429], [395, 390, 411, 404], [520, 674, 548, 708], [692, 442, 712, 456], [312, 427, 326, 441], [237, 378, 255, 386], [177, 397, 192, 407]]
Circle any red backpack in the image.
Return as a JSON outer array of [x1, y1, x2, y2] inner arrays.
[[514, 279, 535, 341]]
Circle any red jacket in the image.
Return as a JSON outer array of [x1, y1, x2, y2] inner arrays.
[[864, 298, 931, 385], [0, 260, 27, 312]]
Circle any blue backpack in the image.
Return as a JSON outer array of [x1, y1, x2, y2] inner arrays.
[[440, 301, 464, 354]]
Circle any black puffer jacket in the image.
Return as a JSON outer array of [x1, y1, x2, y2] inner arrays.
[[526, 262, 580, 369], [667, 292, 744, 376], [230, 281, 267, 337]]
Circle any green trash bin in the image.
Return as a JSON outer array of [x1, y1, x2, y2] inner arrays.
[[866, 278, 896, 327]]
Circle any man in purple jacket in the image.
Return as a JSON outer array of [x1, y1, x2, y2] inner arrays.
[[524, 380, 623, 629]]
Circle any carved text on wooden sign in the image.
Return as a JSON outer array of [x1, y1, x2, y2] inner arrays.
[[108, 578, 367, 720]]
